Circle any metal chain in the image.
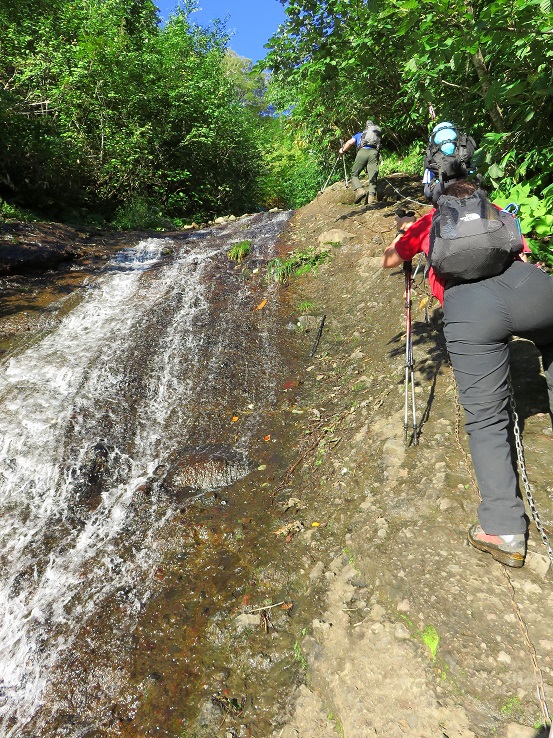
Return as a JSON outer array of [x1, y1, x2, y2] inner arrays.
[[507, 373, 553, 565], [446, 342, 552, 730], [402, 263, 552, 729], [453, 384, 553, 730], [454, 392, 479, 491], [381, 176, 427, 208], [501, 566, 552, 729]]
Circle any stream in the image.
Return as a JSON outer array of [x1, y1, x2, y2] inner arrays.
[[0, 211, 304, 736]]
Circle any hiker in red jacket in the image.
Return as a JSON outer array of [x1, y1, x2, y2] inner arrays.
[[382, 179, 553, 568]]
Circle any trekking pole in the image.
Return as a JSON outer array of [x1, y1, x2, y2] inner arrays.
[[320, 156, 340, 194], [340, 140, 349, 188], [403, 260, 418, 446]]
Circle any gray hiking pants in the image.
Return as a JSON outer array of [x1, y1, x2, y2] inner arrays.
[[350, 147, 379, 196], [442, 261, 553, 535]]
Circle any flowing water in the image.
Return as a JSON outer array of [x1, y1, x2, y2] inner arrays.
[[0, 211, 301, 736]]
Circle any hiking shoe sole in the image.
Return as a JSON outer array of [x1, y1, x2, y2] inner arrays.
[[354, 188, 366, 204], [467, 524, 525, 568]]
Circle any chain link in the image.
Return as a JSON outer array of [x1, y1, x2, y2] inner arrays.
[[453, 382, 553, 729], [508, 373, 553, 565]]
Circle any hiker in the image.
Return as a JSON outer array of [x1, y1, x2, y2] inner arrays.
[[339, 120, 382, 205], [381, 179, 553, 568], [422, 121, 476, 203]]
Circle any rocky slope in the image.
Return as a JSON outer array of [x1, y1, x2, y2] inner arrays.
[[264, 175, 553, 738], [1, 177, 552, 738]]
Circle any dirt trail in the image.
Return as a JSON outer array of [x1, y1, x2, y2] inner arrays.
[[265, 176, 553, 738]]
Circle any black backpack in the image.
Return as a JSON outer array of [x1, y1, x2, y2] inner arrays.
[[424, 124, 476, 182], [359, 120, 382, 150], [429, 189, 523, 283]]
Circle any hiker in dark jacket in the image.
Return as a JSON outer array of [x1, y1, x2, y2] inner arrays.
[[339, 120, 381, 205], [382, 179, 553, 569]]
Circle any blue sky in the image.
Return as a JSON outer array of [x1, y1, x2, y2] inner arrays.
[[154, 1, 288, 63]]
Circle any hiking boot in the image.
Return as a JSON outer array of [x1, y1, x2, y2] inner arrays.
[[467, 524, 526, 568], [354, 187, 366, 204]]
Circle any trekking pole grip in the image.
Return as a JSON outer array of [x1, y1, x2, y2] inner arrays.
[[403, 260, 413, 274]]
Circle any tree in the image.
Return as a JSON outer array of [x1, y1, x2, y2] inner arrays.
[[265, 0, 553, 184], [0, 0, 267, 222]]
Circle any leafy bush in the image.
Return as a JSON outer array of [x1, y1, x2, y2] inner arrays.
[[492, 182, 553, 269], [266, 246, 331, 284], [258, 118, 326, 209], [264, 0, 553, 235], [0, 1, 264, 224], [380, 141, 426, 178], [0, 199, 40, 222], [111, 197, 168, 231]]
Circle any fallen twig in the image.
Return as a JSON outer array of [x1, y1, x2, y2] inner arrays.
[[309, 314, 326, 357], [247, 601, 286, 613]]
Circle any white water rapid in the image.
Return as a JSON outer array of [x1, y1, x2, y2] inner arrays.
[[0, 211, 293, 735]]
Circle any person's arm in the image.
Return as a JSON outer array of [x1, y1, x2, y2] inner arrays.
[[339, 136, 356, 155], [382, 241, 404, 268], [382, 214, 417, 269]]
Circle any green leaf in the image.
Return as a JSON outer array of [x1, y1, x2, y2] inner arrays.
[[487, 163, 504, 178]]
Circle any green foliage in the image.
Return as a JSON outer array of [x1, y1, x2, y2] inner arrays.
[[2, 0, 553, 229], [0, 199, 40, 222], [400, 614, 440, 660], [223, 50, 269, 112], [492, 182, 553, 269], [111, 197, 168, 231], [266, 246, 331, 284], [500, 696, 521, 716], [293, 639, 308, 670], [421, 625, 439, 661], [298, 300, 315, 314], [0, 0, 264, 223], [227, 240, 252, 262], [380, 141, 427, 178], [258, 117, 325, 209], [264, 0, 553, 228]]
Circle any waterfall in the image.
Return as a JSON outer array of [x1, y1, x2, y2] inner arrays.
[[0, 211, 294, 734]]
